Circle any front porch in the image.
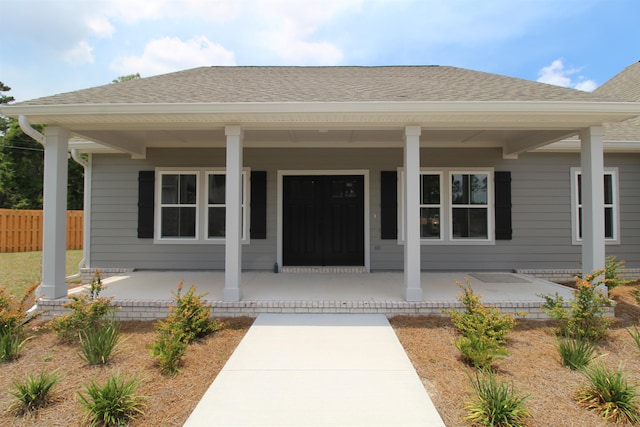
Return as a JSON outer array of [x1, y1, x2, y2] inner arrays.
[[37, 271, 582, 320]]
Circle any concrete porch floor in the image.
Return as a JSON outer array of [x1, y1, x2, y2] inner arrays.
[[90, 270, 573, 303], [38, 270, 581, 320]]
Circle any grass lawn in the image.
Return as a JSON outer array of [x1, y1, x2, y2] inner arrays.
[[0, 250, 84, 296]]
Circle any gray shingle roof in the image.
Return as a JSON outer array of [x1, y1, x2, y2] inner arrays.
[[594, 61, 640, 141], [15, 65, 609, 106]]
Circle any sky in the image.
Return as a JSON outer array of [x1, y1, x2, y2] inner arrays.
[[0, 0, 638, 103]]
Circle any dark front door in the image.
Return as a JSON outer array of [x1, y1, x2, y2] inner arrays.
[[283, 175, 364, 266]]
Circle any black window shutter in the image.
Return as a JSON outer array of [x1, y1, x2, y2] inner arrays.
[[380, 171, 398, 239], [494, 171, 512, 240], [250, 171, 267, 239], [137, 171, 155, 238]]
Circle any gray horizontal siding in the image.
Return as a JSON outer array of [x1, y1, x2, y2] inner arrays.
[[88, 148, 640, 272]]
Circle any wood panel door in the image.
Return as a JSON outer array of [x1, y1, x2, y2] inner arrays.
[[283, 175, 364, 266]]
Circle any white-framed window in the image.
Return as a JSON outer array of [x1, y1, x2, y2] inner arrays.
[[420, 173, 442, 240], [450, 172, 490, 240], [159, 172, 198, 239], [571, 167, 619, 245], [398, 168, 494, 244], [156, 168, 249, 243]]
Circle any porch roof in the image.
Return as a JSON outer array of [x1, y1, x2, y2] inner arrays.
[[2, 65, 639, 157]]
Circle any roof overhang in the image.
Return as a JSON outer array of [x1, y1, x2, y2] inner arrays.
[[3, 101, 639, 158]]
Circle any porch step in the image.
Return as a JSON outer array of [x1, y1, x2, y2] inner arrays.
[[279, 266, 367, 274]]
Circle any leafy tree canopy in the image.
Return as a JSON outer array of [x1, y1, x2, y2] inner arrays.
[[0, 82, 84, 210], [112, 73, 141, 83]]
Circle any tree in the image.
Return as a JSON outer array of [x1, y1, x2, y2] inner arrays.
[[1, 81, 15, 135], [112, 73, 141, 83]]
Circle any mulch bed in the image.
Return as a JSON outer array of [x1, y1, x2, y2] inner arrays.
[[0, 317, 254, 426], [390, 281, 640, 427]]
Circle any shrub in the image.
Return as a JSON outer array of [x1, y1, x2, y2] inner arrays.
[[541, 270, 612, 342], [628, 321, 640, 351], [8, 371, 59, 415], [155, 282, 221, 344], [575, 363, 640, 424], [464, 370, 531, 427], [556, 335, 596, 370], [604, 255, 632, 290], [454, 335, 508, 370], [48, 272, 117, 343], [0, 283, 40, 330], [150, 331, 187, 375], [444, 279, 517, 344], [78, 373, 146, 427], [444, 279, 518, 370], [0, 283, 39, 362], [78, 321, 123, 365]]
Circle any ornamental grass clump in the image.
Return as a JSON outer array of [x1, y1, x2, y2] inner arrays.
[[541, 270, 611, 342], [78, 373, 146, 427], [0, 283, 39, 362], [464, 370, 531, 427], [574, 363, 640, 424], [444, 279, 518, 370], [556, 335, 596, 370], [78, 320, 123, 365], [48, 272, 117, 343], [8, 371, 59, 415]]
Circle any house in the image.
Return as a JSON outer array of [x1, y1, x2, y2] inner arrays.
[[2, 63, 639, 303]]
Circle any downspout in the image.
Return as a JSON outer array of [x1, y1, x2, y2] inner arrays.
[[69, 149, 89, 278], [18, 115, 88, 280], [18, 115, 45, 145]]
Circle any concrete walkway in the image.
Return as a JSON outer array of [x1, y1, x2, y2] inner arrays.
[[184, 313, 446, 427]]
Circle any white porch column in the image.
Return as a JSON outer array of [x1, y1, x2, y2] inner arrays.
[[579, 126, 606, 283], [404, 126, 423, 301], [224, 126, 243, 301], [40, 127, 70, 299]]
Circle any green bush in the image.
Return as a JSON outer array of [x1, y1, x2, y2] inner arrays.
[[454, 335, 508, 370], [444, 279, 517, 344], [0, 283, 39, 362], [150, 331, 187, 375], [155, 282, 221, 344], [556, 335, 596, 370], [444, 279, 518, 370], [464, 370, 531, 427], [48, 272, 117, 343], [575, 363, 640, 424], [78, 321, 123, 365], [8, 371, 59, 415], [541, 270, 612, 342], [0, 283, 39, 330], [78, 373, 146, 427], [604, 255, 632, 290]]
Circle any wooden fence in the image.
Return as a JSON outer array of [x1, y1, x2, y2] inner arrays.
[[0, 209, 83, 253]]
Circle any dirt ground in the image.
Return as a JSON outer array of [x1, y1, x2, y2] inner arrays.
[[1, 284, 638, 426]]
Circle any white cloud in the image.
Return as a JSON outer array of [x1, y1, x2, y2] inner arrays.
[[111, 35, 236, 76], [64, 41, 95, 65], [537, 59, 598, 92], [87, 16, 115, 38], [254, 0, 363, 64]]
